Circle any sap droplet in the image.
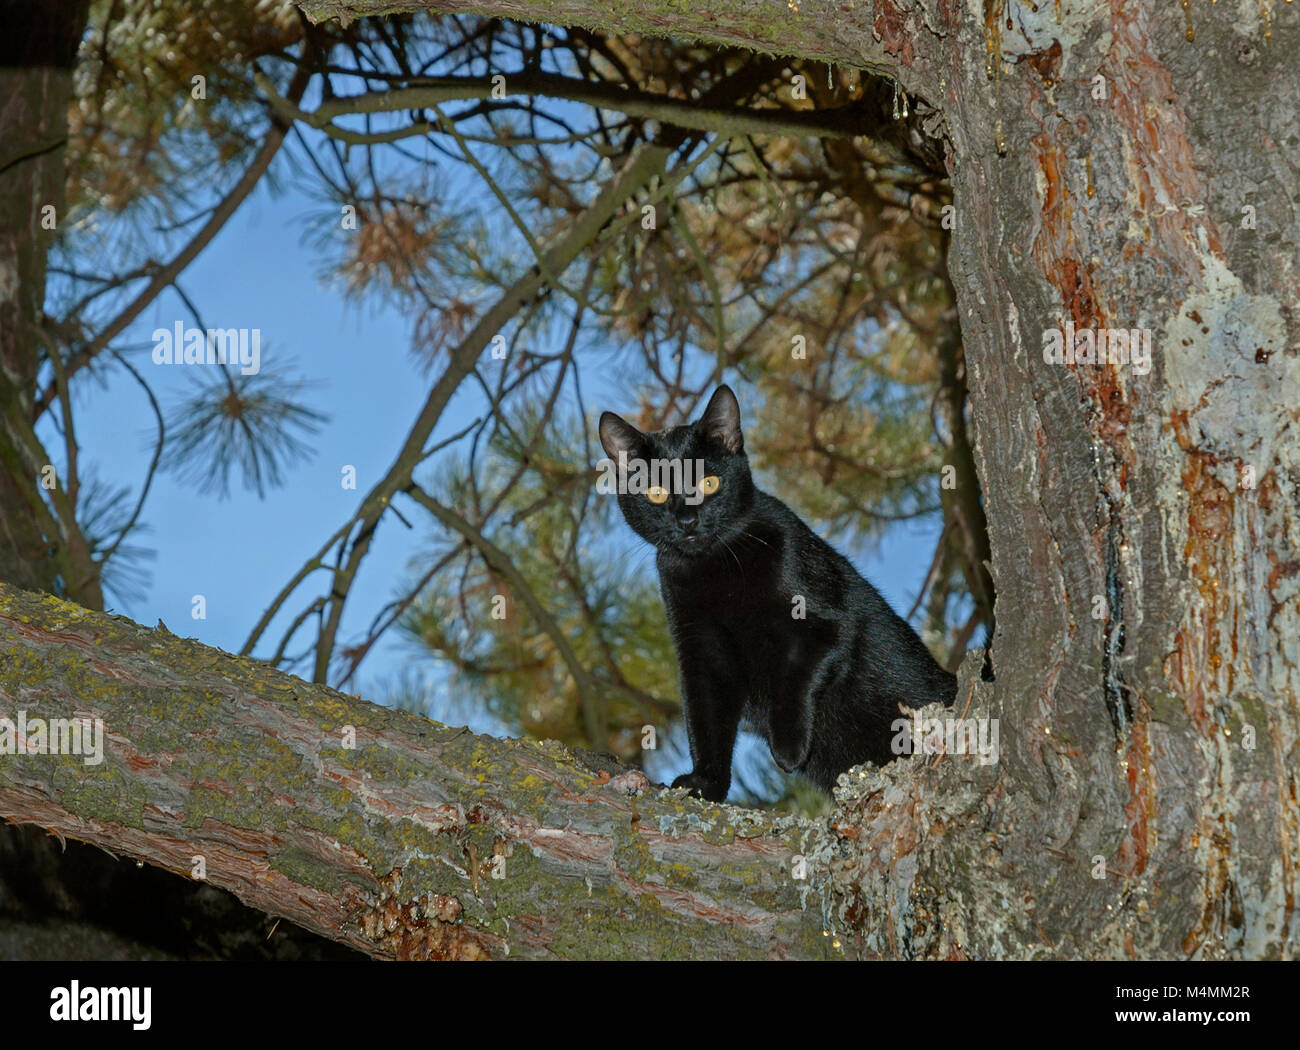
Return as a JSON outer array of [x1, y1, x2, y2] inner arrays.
[[892, 81, 908, 119]]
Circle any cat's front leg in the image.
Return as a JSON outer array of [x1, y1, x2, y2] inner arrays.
[[769, 688, 814, 774], [672, 660, 743, 803], [770, 648, 838, 774]]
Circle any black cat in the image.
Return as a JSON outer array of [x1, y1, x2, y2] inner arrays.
[[598, 384, 957, 802]]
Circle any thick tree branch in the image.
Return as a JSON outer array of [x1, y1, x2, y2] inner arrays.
[[257, 65, 910, 160], [0, 582, 835, 960], [297, 0, 911, 81]]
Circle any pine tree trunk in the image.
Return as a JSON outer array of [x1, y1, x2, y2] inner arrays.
[[0, 1, 89, 596]]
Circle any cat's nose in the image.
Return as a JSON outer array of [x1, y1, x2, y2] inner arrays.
[[676, 510, 699, 533]]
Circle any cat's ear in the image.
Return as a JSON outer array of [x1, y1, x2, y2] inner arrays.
[[699, 384, 743, 453], [599, 412, 646, 460]]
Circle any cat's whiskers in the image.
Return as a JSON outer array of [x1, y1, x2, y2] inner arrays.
[[718, 536, 745, 576], [736, 528, 774, 551]]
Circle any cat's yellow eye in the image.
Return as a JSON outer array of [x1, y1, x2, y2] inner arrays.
[[647, 486, 669, 505], [700, 475, 720, 495]]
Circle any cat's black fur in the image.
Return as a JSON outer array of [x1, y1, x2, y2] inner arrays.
[[599, 385, 957, 802]]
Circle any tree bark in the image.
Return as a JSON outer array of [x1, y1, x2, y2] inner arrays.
[[931, 0, 1299, 959], [0, 583, 836, 960], [0, 1, 91, 599], [286, 0, 1300, 958]]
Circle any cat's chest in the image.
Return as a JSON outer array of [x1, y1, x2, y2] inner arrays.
[[662, 566, 784, 614], [662, 574, 803, 641]]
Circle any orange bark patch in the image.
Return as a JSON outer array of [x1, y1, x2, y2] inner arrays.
[[364, 869, 497, 960], [1025, 40, 1062, 84], [1106, 4, 1220, 281], [1165, 412, 1235, 727], [873, 0, 915, 66], [1116, 716, 1156, 876], [1029, 133, 1100, 332]]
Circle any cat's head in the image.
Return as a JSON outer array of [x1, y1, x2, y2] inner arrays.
[[598, 385, 755, 560]]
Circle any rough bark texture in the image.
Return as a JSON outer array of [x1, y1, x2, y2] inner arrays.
[[928, 0, 1299, 960], [285, 0, 1300, 958], [0, 1, 90, 597], [0, 584, 837, 960]]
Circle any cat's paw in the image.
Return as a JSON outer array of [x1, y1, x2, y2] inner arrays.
[[770, 731, 812, 774], [671, 771, 728, 803]]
